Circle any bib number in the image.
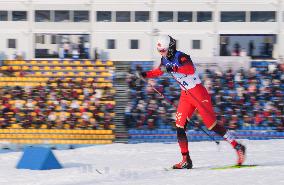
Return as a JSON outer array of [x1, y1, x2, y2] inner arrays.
[[182, 81, 188, 86]]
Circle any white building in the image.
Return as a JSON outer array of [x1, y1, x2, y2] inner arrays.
[[0, 0, 283, 62]]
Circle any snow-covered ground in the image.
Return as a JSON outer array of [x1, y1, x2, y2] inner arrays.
[[1, 140, 284, 185]]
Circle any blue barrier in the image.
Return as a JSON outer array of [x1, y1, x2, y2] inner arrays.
[[128, 129, 284, 143], [16, 147, 62, 170]]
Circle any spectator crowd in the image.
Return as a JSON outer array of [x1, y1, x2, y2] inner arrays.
[[0, 78, 115, 130], [125, 63, 284, 131]]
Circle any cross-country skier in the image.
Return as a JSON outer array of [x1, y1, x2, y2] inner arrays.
[[137, 34, 246, 169]]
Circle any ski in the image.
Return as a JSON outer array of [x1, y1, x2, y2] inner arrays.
[[211, 164, 258, 170], [164, 164, 258, 171], [163, 167, 199, 171]]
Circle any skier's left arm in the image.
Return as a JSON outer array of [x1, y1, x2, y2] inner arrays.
[[168, 54, 195, 75]]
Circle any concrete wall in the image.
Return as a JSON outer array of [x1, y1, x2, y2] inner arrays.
[[0, 0, 283, 62]]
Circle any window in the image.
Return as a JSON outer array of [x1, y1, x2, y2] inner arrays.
[[0, 11, 8, 21], [35, 33, 90, 58], [116, 11, 130, 22], [221, 11, 246, 22], [130, 39, 139, 49], [35, 10, 51, 22], [35, 35, 45, 44], [97, 11, 112, 22], [51, 35, 57, 44], [197, 11, 212, 22], [192, 40, 201, 49], [8, 39, 16, 49], [55, 11, 70, 22], [158, 11, 173, 22], [74, 11, 89, 22], [250, 11, 276, 22], [135, 11, 150, 22], [178, 12, 192, 22], [12, 11, 27, 21], [107, 39, 116, 49]]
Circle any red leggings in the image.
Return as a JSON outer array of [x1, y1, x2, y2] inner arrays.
[[175, 84, 217, 129]]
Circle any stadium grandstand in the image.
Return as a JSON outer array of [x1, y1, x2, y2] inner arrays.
[[126, 61, 283, 143], [0, 59, 116, 145], [0, 0, 283, 148]]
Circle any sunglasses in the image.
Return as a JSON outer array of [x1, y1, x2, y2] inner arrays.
[[157, 48, 168, 53]]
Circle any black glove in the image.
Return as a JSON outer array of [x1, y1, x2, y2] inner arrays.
[[135, 72, 146, 80]]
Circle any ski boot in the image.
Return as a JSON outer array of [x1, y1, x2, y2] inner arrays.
[[235, 143, 246, 166], [173, 153, 193, 169]]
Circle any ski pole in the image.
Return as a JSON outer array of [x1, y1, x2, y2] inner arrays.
[[137, 75, 220, 145]]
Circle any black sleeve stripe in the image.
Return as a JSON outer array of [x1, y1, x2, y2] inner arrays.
[[179, 53, 193, 66]]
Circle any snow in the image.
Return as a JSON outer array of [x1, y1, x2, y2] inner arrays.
[[1, 140, 284, 185]]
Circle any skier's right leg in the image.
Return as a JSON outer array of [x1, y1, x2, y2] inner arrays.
[[173, 126, 193, 169], [173, 93, 195, 169]]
